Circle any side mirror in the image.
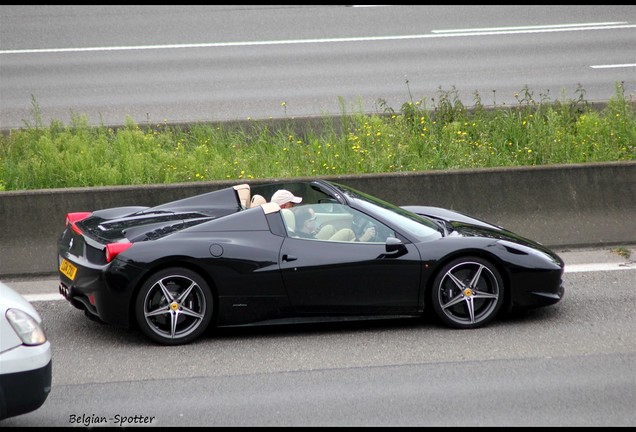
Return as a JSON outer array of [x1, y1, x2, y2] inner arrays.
[[385, 237, 407, 254]]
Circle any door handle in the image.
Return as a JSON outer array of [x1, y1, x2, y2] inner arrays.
[[282, 254, 297, 262]]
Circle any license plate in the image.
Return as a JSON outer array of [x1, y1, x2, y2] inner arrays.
[[59, 259, 78, 281]]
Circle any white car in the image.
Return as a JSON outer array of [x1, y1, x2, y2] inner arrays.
[[0, 281, 52, 420]]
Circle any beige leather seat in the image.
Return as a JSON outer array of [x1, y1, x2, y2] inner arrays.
[[250, 194, 266, 207], [281, 209, 296, 235], [233, 184, 251, 209]]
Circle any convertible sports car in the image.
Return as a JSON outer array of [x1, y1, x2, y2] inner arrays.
[[57, 179, 564, 345]]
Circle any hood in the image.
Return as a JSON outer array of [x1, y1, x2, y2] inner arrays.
[[402, 205, 560, 260], [402, 205, 503, 230]]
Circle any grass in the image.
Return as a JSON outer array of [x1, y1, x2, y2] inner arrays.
[[611, 246, 632, 260], [1, 82, 634, 191]]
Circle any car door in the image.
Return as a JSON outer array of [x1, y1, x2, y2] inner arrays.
[[279, 234, 423, 316]]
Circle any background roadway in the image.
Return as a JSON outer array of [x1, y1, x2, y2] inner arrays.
[[1, 5, 635, 129]]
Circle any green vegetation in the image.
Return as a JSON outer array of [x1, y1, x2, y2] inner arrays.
[[1, 82, 634, 191], [611, 246, 632, 260]]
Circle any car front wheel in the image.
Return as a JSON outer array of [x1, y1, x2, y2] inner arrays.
[[431, 256, 504, 329], [135, 268, 213, 345]]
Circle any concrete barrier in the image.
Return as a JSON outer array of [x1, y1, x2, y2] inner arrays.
[[1, 161, 635, 278]]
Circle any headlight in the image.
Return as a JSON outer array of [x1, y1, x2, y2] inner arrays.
[[6, 308, 47, 346]]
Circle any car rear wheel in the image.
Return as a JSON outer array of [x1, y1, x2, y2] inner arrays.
[[134, 268, 213, 345], [431, 256, 504, 329]]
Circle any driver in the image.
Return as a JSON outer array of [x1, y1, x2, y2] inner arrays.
[[294, 207, 376, 242]]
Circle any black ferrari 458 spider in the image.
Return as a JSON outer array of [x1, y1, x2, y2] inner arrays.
[[57, 179, 564, 345]]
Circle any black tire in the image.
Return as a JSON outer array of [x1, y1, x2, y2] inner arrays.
[[134, 267, 213, 345], [430, 256, 504, 329]]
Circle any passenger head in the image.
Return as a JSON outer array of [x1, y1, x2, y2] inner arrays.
[[271, 189, 302, 209]]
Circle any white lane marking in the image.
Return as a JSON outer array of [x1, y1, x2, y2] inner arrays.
[[564, 263, 636, 273], [25, 293, 64, 302], [1, 22, 634, 55], [431, 22, 629, 33], [590, 63, 636, 69], [21, 262, 634, 302]]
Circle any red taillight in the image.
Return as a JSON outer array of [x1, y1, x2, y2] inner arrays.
[[66, 212, 92, 235], [105, 242, 133, 263], [66, 212, 92, 226]]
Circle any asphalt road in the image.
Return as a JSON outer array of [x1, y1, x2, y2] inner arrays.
[[2, 246, 635, 426]]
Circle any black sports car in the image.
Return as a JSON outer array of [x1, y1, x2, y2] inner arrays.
[[57, 179, 564, 345]]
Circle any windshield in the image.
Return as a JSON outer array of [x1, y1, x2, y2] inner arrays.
[[330, 182, 443, 242]]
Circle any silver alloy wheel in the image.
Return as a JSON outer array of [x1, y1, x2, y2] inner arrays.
[[136, 269, 212, 344], [433, 258, 502, 328]]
